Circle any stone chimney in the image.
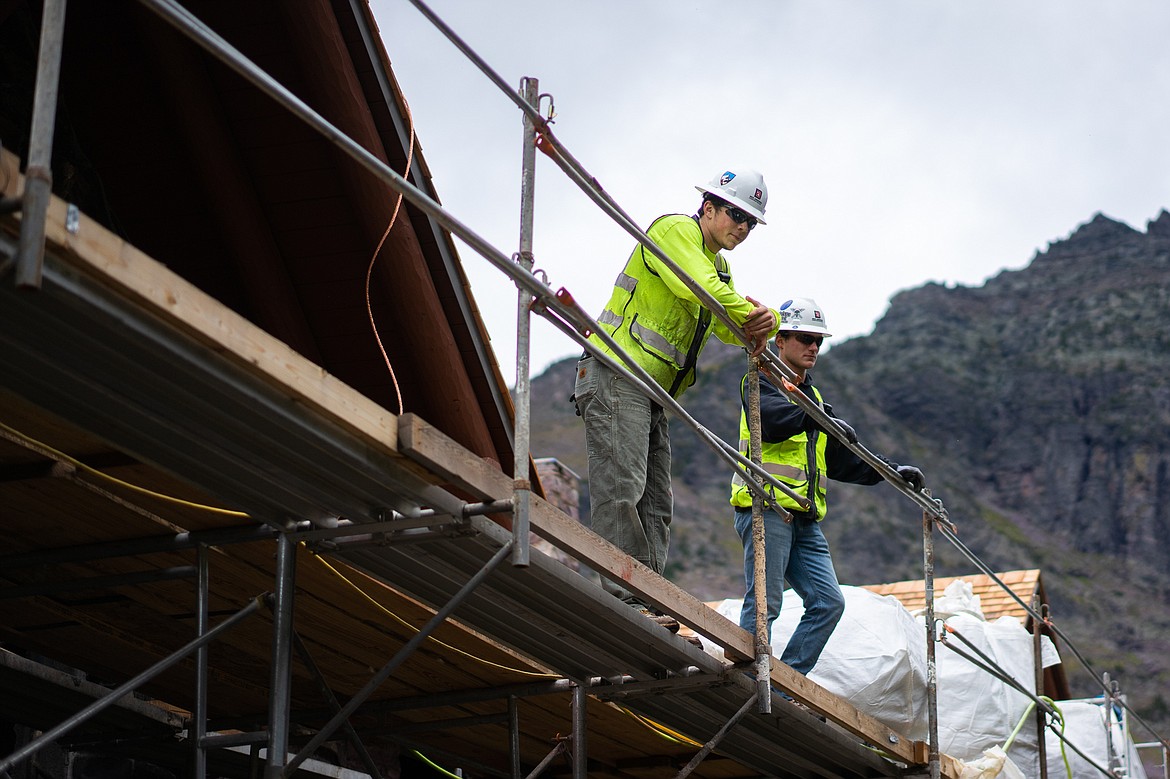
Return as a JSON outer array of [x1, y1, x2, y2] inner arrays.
[[533, 458, 583, 572]]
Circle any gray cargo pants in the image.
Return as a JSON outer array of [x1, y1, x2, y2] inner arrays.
[[573, 354, 672, 606]]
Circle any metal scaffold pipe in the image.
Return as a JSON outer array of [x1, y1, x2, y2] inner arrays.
[[194, 545, 210, 779], [940, 629, 1059, 718], [1034, 594, 1049, 779], [512, 75, 539, 568], [265, 534, 297, 779], [922, 500, 940, 779], [673, 692, 759, 779], [14, 0, 67, 290]]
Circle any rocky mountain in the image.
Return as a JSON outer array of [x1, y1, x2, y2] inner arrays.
[[528, 209, 1170, 738]]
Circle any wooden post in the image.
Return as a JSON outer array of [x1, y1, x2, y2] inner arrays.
[[747, 357, 771, 713]]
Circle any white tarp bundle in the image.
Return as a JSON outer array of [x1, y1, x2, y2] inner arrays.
[[709, 579, 1063, 779], [1044, 699, 1149, 779], [934, 609, 1042, 776], [711, 585, 930, 739]]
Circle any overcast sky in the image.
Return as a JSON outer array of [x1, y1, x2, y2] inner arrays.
[[369, 1, 1170, 381]]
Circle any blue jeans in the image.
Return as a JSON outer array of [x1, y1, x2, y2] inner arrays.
[[734, 507, 844, 674], [575, 356, 671, 606]]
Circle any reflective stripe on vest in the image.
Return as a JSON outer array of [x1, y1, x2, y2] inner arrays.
[[731, 461, 808, 487], [598, 309, 623, 328], [730, 378, 828, 517], [629, 317, 688, 366], [735, 439, 809, 483]]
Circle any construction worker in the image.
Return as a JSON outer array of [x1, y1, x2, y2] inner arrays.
[[730, 298, 925, 673], [574, 168, 779, 627]]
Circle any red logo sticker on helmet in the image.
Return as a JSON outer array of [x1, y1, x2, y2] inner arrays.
[[754, 188, 763, 201]]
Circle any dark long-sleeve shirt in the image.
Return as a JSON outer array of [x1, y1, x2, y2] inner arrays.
[[748, 372, 885, 487]]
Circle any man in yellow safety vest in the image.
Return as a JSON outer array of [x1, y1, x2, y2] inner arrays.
[[574, 168, 779, 627], [730, 298, 924, 671]]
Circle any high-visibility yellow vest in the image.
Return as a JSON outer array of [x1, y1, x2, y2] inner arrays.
[[586, 214, 745, 398], [730, 377, 829, 519]]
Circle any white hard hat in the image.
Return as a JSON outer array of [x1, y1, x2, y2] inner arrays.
[[776, 297, 832, 337], [695, 168, 768, 224]]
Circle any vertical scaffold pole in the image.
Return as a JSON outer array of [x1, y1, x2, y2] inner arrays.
[[509, 695, 522, 779], [512, 76, 539, 567], [194, 544, 210, 779], [1120, 688, 1131, 779], [15, 0, 67, 290], [746, 357, 771, 713], [1033, 594, 1048, 779], [266, 533, 297, 779], [922, 496, 940, 779], [571, 683, 588, 779], [1104, 675, 1120, 775]]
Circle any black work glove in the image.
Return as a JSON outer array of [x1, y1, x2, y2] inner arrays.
[[896, 465, 926, 491], [829, 417, 858, 444]]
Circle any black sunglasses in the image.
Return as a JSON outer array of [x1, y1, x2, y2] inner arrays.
[[793, 333, 824, 347], [723, 205, 758, 230]]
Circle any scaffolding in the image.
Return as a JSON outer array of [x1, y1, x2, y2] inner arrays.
[[1, 1, 1168, 779]]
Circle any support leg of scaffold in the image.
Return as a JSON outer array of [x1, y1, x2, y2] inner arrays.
[[922, 495, 940, 779], [571, 683, 587, 779], [1033, 593, 1048, 779], [511, 75, 539, 568], [1105, 675, 1120, 774], [265, 533, 297, 779], [194, 544, 210, 779], [509, 694, 522, 779], [15, 0, 67, 290]]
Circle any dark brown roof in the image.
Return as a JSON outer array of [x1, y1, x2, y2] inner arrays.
[[1, 0, 515, 470]]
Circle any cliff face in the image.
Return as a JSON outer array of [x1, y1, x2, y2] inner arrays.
[[834, 210, 1170, 570], [529, 210, 1170, 726]]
